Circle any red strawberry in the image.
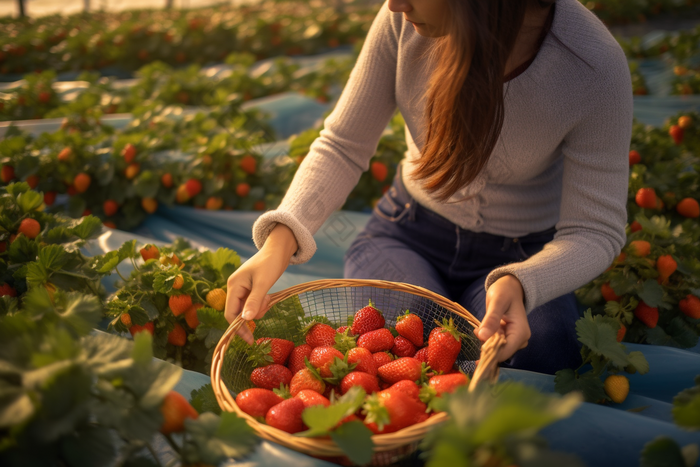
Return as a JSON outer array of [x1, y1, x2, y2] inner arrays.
[[601, 283, 620, 302], [357, 328, 394, 353], [336, 326, 351, 335], [676, 198, 700, 218], [169, 294, 192, 317], [391, 336, 417, 358], [428, 318, 465, 374], [377, 357, 424, 385], [185, 303, 202, 329], [250, 364, 293, 390], [160, 391, 198, 435], [634, 302, 659, 328], [617, 325, 627, 343], [290, 367, 325, 396], [139, 244, 159, 261], [340, 372, 379, 395], [129, 321, 154, 336], [635, 188, 657, 209], [629, 240, 651, 257], [44, 191, 57, 206], [18, 218, 40, 239], [370, 161, 388, 182], [347, 347, 378, 376], [362, 390, 428, 434], [679, 295, 700, 319], [304, 321, 336, 348], [322, 384, 339, 399], [240, 155, 257, 175], [385, 380, 420, 401], [265, 397, 306, 434], [308, 346, 345, 378], [372, 351, 394, 367], [122, 143, 137, 163], [656, 255, 677, 284], [1, 165, 15, 183], [185, 178, 202, 197], [428, 373, 469, 396], [351, 299, 385, 335], [630, 221, 642, 232], [167, 323, 187, 346], [0, 283, 17, 297], [235, 388, 284, 419], [414, 347, 429, 364], [395, 310, 424, 347], [295, 389, 330, 408], [287, 344, 312, 374], [628, 150, 641, 166], [251, 338, 295, 366], [669, 124, 684, 145], [103, 199, 119, 217]]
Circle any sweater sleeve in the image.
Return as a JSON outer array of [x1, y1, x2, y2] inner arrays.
[[252, 1, 400, 264], [484, 55, 634, 313]]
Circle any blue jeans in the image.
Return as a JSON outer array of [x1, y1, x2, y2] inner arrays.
[[343, 165, 582, 375]]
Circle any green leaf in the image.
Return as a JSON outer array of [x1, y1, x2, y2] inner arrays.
[[38, 244, 68, 271], [638, 279, 665, 308], [626, 351, 650, 375], [576, 311, 629, 368], [57, 293, 103, 337], [25, 262, 49, 288], [9, 234, 38, 264], [646, 318, 699, 349], [183, 412, 257, 464], [300, 387, 367, 437], [329, 420, 374, 466], [191, 383, 222, 415], [200, 248, 241, 280], [0, 387, 34, 428], [635, 214, 672, 239], [71, 216, 103, 240], [554, 368, 607, 403], [672, 377, 700, 430], [640, 436, 686, 467], [17, 191, 43, 213], [132, 331, 154, 366]]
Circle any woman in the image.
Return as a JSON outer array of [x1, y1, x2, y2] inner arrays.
[[224, 0, 633, 374]]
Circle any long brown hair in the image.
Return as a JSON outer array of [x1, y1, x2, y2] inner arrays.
[[411, 0, 553, 202]]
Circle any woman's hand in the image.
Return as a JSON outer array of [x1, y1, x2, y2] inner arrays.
[[224, 224, 298, 344], [474, 274, 531, 362]]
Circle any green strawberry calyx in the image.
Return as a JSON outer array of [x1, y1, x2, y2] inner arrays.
[[333, 328, 357, 354], [419, 383, 437, 407], [303, 357, 325, 381], [362, 393, 390, 431], [433, 317, 467, 342], [273, 383, 292, 399], [301, 319, 327, 336], [396, 309, 413, 323], [245, 339, 274, 368], [323, 355, 358, 386], [416, 362, 431, 385]]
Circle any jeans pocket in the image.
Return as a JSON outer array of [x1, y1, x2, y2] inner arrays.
[[373, 186, 411, 223]]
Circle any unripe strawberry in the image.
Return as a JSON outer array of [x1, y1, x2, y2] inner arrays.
[[176, 184, 190, 203], [205, 196, 223, 210], [604, 375, 629, 404], [206, 288, 226, 311], [141, 197, 158, 213], [628, 240, 651, 257], [57, 147, 72, 162], [173, 274, 184, 290], [120, 313, 132, 327], [678, 116, 692, 129], [125, 163, 140, 179]]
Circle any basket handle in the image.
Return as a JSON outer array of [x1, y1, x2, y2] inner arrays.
[[467, 332, 506, 390]]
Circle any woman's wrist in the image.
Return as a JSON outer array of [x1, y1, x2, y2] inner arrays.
[[264, 223, 299, 259]]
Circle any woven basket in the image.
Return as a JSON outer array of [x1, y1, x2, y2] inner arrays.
[[211, 279, 506, 465]]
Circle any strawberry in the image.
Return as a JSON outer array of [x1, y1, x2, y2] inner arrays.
[[120, 313, 132, 327], [676, 198, 699, 218], [308, 346, 345, 378], [351, 299, 385, 335], [630, 221, 642, 233], [185, 303, 203, 329], [236, 183, 250, 197], [206, 288, 226, 311], [304, 321, 336, 348], [38, 91, 51, 103], [73, 173, 91, 193], [235, 388, 284, 419], [629, 240, 651, 257], [428, 373, 469, 396], [185, 178, 202, 197], [18, 218, 40, 239], [428, 318, 465, 374], [370, 161, 388, 182], [333, 327, 357, 354], [395, 310, 424, 347], [604, 374, 629, 404], [25, 175, 39, 189], [635, 188, 657, 209], [160, 391, 199, 434], [139, 244, 159, 261], [391, 336, 417, 358], [377, 357, 425, 384], [628, 150, 641, 166], [295, 389, 330, 408], [161, 173, 173, 188], [173, 274, 184, 290], [125, 163, 140, 179], [169, 294, 192, 316], [141, 197, 158, 213], [57, 147, 72, 162], [265, 397, 305, 434], [347, 347, 378, 376], [290, 365, 326, 396], [362, 390, 428, 434], [0, 284, 17, 297], [176, 184, 190, 203], [250, 338, 295, 366], [385, 380, 421, 401], [634, 302, 659, 328], [336, 326, 350, 335], [103, 221, 117, 229], [616, 324, 626, 343], [122, 143, 137, 163], [678, 115, 692, 129], [669, 124, 684, 145], [414, 347, 429, 364], [372, 351, 394, 367], [44, 191, 56, 206], [129, 321, 154, 336], [357, 328, 394, 353], [656, 255, 677, 284], [240, 155, 257, 175], [287, 344, 313, 374], [168, 323, 187, 346], [251, 364, 293, 389], [679, 295, 700, 319], [206, 197, 223, 210], [601, 283, 620, 302], [103, 199, 119, 217], [1, 165, 14, 183], [254, 200, 266, 211], [340, 371, 379, 395]]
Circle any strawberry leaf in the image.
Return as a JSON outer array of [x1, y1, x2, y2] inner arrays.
[[183, 412, 257, 464], [199, 248, 241, 281], [645, 318, 699, 349], [672, 376, 700, 430], [640, 436, 686, 467], [626, 351, 650, 375], [299, 386, 366, 437], [329, 420, 374, 466], [70, 216, 102, 240], [190, 383, 222, 415], [575, 311, 629, 368], [554, 368, 607, 403], [17, 191, 43, 213], [637, 279, 664, 308], [635, 214, 672, 239]]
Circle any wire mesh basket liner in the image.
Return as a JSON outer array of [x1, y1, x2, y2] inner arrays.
[[211, 279, 504, 465]]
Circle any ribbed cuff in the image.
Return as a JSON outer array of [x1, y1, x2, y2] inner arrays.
[[252, 210, 317, 265], [484, 265, 538, 314]]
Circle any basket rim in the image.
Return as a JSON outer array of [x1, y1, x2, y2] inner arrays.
[[210, 278, 500, 459]]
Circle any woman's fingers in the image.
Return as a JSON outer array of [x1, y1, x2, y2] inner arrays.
[[224, 281, 251, 323], [235, 320, 255, 345], [477, 295, 508, 342]]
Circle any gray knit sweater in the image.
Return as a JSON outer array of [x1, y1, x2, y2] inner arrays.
[[252, 0, 633, 313]]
